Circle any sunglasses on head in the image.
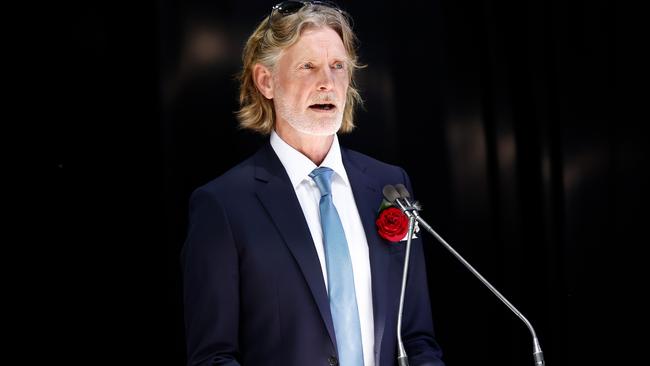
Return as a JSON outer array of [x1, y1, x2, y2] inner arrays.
[[267, 1, 345, 28]]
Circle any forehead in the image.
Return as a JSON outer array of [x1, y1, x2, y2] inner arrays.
[[283, 26, 348, 60]]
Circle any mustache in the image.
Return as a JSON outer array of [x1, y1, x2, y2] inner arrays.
[[310, 92, 339, 106]]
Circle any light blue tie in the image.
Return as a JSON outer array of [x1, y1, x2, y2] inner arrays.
[[309, 167, 364, 366]]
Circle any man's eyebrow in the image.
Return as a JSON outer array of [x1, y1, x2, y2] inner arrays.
[[294, 55, 350, 63]]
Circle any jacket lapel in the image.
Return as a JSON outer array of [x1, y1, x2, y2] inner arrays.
[[253, 143, 338, 350], [342, 148, 391, 365]]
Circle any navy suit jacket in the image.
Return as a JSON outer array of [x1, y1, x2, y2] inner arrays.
[[182, 141, 444, 366]]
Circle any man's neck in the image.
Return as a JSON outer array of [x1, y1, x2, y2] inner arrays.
[[275, 124, 334, 166]]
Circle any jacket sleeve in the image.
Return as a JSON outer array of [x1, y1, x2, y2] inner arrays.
[[181, 187, 242, 366], [399, 168, 446, 366]]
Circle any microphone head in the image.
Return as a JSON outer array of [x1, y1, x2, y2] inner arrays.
[[382, 185, 401, 204], [395, 184, 411, 198]]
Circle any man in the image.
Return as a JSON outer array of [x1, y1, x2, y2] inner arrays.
[[182, 2, 445, 366]]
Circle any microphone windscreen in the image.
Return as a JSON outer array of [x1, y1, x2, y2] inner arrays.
[[395, 184, 411, 198], [382, 185, 401, 203]]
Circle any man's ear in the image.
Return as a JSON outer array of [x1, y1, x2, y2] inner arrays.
[[253, 63, 274, 99]]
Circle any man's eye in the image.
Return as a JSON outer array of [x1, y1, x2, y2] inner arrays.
[[301, 63, 313, 69], [333, 63, 344, 70]]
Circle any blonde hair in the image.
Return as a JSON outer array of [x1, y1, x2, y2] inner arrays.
[[236, 3, 364, 135]]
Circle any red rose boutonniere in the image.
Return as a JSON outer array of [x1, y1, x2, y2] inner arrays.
[[375, 198, 418, 242]]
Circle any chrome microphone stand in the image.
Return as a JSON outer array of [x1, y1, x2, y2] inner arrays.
[[396, 214, 417, 366], [388, 184, 545, 366]]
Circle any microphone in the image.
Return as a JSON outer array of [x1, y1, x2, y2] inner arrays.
[[394, 184, 410, 199], [394, 184, 422, 213], [384, 184, 545, 366], [382, 185, 402, 206], [383, 185, 419, 218]]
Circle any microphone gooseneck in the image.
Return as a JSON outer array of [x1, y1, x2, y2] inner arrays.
[[396, 215, 416, 366], [384, 184, 546, 366], [383, 184, 419, 366]]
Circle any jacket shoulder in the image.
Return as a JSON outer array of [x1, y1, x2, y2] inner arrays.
[[191, 152, 258, 200]]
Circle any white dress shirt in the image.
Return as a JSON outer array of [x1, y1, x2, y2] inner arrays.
[[270, 130, 375, 366]]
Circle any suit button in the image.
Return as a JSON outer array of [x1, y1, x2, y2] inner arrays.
[[328, 356, 338, 366]]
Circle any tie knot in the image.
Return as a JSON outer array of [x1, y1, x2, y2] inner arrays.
[[309, 166, 334, 196]]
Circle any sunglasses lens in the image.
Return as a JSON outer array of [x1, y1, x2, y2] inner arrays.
[[274, 1, 306, 15]]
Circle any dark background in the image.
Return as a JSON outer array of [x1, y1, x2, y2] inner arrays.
[[42, 0, 645, 365]]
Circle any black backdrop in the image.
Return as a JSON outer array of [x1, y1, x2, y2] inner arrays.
[[45, 0, 646, 365]]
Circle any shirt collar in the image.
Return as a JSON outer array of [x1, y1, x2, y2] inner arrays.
[[270, 130, 350, 189]]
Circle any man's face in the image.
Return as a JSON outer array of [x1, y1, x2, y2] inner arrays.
[[272, 27, 350, 136]]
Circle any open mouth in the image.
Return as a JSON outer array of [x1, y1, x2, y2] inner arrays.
[[309, 103, 336, 111]]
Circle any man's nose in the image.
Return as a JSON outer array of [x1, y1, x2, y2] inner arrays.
[[317, 67, 335, 91]]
